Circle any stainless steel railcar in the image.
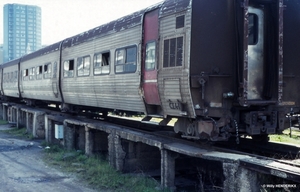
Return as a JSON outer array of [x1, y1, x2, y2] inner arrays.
[[1, 0, 299, 141]]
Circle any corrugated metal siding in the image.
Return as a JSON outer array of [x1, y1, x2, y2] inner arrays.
[[61, 26, 146, 113], [158, 0, 195, 118], [20, 51, 61, 102]]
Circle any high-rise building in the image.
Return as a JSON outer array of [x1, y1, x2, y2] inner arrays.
[[3, 4, 41, 62], [0, 44, 3, 64]]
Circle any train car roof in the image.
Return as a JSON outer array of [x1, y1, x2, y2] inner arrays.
[[62, 2, 164, 48], [0, 58, 20, 69], [160, 0, 191, 16], [61, 0, 192, 49], [21, 41, 63, 62]]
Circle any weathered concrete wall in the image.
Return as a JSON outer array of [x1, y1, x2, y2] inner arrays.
[[64, 123, 76, 150], [223, 162, 259, 192], [161, 149, 176, 190], [108, 132, 126, 171]]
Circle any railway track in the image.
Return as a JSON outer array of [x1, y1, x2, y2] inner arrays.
[[98, 114, 300, 183], [214, 138, 300, 160]]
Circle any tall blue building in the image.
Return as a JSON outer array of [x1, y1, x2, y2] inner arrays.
[[3, 4, 41, 62]]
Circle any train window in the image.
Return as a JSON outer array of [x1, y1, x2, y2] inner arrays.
[[63, 60, 74, 78], [36, 65, 43, 80], [145, 42, 156, 71], [115, 46, 137, 74], [29, 67, 35, 80], [176, 15, 185, 29], [248, 14, 258, 45], [94, 52, 110, 75], [44, 63, 52, 79], [23, 69, 29, 81], [77, 56, 90, 77], [163, 36, 183, 68]]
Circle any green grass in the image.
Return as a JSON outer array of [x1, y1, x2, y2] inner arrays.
[[0, 120, 8, 125], [0, 122, 34, 140], [269, 129, 300, 145], [43, 145, 163, 192]]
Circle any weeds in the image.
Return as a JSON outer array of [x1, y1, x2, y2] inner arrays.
[[269, 131, 300, 145], [0, 120, 8, 125], [0, 126, 34, 140], [43, 144, 161, 192]]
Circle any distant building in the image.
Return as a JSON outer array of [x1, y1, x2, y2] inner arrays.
[[0, 44, 3, 64], [3, 3, 41, 62]]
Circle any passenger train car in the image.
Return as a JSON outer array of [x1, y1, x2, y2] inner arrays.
[[1, 0, 300, 141]]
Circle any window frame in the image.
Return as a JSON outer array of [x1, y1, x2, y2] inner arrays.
[[77, 55, 91, 77], [23, 69, 29, 81], [93, 51, 110, 75], [145, 41, 156, 71], [115, 45, 137, 74], [248, 13, 259, 45], [163, 36, 184, 68], [36, 65, 43, 80], [43, 62, 52, 79], [29, 67, 35, 80], [63, 59, 75, 78]]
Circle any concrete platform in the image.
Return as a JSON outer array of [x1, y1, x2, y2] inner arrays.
[[1, 102, 300, 191]]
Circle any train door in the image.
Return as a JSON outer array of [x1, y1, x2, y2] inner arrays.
[[241, 1, 284, 106], [247, 7, 264, 100], [142, 9, 161, 107]]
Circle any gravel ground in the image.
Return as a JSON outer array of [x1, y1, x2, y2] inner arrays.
[[0, 123, 96, 192]]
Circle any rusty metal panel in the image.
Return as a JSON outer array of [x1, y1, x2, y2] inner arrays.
[[241, 0, 249, 106], [61, 26, 146, 113], [189, 0, 236, 117], [158, 0, 194, 117], [160, 0, 191, 17], [282, 0, 300, 108], [278, 0, 284, 105]]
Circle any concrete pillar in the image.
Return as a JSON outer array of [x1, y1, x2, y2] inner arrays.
[[32, 111, 45, 138], [0, 103, 3, 120], [32, 112, 37, 138], [26, 112, 30, 133], [13, 107, 17, 123], [108, 132, 126, 171], [223, 162, 259, 192], [17, 108, 21, 128], [85, 126, 94, 156], [7, 107, 12, 122], [45, 115, 50, 143], [3, 105, 7, 121], [64, 122, 75, 150], [161, 149, 176, 190]]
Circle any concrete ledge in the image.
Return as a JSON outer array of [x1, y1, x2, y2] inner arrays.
[[2, 102, 299, 191]]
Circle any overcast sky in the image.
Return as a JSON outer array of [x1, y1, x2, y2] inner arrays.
[[0, 0, 162, 45]]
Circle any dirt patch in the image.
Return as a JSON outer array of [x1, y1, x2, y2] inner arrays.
[[0, 124, 96, 192]]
